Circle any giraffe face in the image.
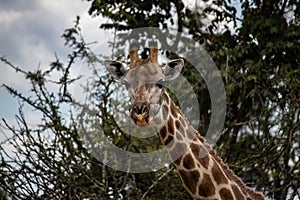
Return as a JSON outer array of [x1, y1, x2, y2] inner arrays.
[[105, 59, 184, 127]]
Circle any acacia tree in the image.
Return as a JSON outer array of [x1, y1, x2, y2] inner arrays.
[[0, 17, 190, 199], [0, 19, 107, 199]]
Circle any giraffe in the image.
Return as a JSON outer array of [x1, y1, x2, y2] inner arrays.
[[105, 40, 265, 200]]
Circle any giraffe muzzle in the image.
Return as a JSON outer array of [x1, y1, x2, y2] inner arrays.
[[131, 102, 152, 127]]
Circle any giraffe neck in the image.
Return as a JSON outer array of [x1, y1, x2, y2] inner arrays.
[[153, 90, 265, 200]]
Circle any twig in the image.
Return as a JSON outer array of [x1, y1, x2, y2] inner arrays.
[[140, 167, 174, 200], [1, 56, 28, 75]]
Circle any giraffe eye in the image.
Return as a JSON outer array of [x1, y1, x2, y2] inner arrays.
[[155, 79, 164, 89]]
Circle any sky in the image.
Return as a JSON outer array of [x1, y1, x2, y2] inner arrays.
[[0, 0, 110, 124], [0, 0, 240, 118], [0, 0, 239, 145]]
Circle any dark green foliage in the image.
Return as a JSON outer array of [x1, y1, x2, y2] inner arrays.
[[86, 0, 300, 199], [87, 0, 184, 30], [206, 1, 300, 199]]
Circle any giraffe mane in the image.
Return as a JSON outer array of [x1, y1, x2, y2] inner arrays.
[[197, 134, 265, 200], [162, 85, 265, 199]]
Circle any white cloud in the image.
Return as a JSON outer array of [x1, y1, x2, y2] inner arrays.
[[0, 0, 105, 123], [0, 9, 24, 29], [0, 0, 90, 67]]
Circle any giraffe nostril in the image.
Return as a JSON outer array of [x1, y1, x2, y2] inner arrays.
[[131, 102, 152, 127], [142, 106, 148, 114], [133, 102, 149, 115]]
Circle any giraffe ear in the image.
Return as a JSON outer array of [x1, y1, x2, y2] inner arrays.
[[105, 60, 128, 81], [162, 59, 184, 80]]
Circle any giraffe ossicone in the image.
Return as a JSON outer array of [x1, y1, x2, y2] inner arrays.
[[105, 40, 265, 200]]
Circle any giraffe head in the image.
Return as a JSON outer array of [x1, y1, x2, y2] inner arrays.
[[105, 40, 184, 127]]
